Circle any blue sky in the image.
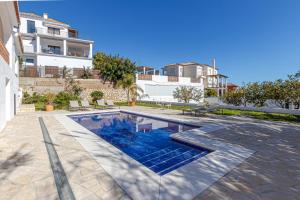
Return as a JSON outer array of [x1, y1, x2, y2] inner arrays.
[[20, 0, 300, 84]]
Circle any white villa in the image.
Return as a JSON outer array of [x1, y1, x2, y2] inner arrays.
[[136, 61, 228, 103], [20, 12, 93, 77], [0, 1, 23, 131], [163, 61, 228, 96]]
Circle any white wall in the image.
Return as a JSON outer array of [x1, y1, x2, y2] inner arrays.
[[37, 54, 92, 68], [136, 75, 204, 103], [20, 16, 68, 37], [0, 2, 22, 131]]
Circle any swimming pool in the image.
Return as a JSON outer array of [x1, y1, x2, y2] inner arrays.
[[69, 111, 212, 175]]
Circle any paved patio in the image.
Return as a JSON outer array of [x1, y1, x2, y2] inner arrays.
[[0, 106, 299, 200]]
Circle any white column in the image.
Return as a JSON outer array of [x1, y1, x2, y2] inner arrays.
[[36, 36, 40, 53], [63, 40, 67, 56], [89, 43, 93, 58]]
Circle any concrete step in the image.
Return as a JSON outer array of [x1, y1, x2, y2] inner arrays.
[[18, 104, 35, 113]]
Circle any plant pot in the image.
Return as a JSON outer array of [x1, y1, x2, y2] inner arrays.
[[45, 104, 54, 111], [128, 101, 136, 106]]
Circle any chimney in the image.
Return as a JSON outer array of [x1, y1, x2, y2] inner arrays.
[[212, 58, 216, 73], [43, 13, 48, 19], [212, 58, 216, 68]]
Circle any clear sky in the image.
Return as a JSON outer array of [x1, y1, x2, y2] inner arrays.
[[19, 0, 300, 84]]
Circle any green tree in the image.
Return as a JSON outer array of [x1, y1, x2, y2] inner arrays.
[[173, 86, 203, 103], [222, 89, 244, 106], [93, 52, 136, 87], [244, 82, 269, 107], [204, 88, 218, 97], [93, 52, 110, 70]]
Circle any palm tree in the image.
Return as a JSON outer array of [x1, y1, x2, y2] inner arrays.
[[118, 74, 145, 104]]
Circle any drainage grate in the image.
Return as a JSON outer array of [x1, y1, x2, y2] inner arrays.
[[39, 117, 76, 200]]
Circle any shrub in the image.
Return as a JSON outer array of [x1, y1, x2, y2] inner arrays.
[[22, 92, 46, 104], [205, 89, 218, 97], [90, 90, 104, 102], [54, 91, 80, 109], [44, 93, 56, 105]]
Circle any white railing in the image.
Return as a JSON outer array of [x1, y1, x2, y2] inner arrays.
[[36, 27, 68, 37]]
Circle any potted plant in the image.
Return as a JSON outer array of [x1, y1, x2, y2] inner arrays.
[[45, 93, 56, 111]]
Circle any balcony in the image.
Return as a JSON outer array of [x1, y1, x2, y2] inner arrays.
[[41, 48, 63, 55], [36, 27, 68, 38], [0, 39, 9, 64]]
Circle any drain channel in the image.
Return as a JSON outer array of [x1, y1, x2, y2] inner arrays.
[[39, 117, 75, 200]]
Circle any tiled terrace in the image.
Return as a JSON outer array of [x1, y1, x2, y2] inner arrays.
[[0, 106, 299, 200]]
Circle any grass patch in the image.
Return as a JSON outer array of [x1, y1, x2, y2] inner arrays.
[[214, 108, 300, 123], [133, 101, 191, 110]]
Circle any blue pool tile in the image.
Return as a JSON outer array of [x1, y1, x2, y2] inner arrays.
[[69, 111, 212, 176]]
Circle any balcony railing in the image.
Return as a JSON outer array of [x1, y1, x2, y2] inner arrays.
[[191, 77, 200, 83], [20, 66, 101, 79], [138, 74, 152, 80], [67, 51, 89, 58], [168, 76, 178, 82], [0, 39, 9, 64], [36, 27, 68, 37], [41, 48, 63, 55]]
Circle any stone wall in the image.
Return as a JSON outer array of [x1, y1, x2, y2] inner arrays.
[[19, 77, 127, 102]]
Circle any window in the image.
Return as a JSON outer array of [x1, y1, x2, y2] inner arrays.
[[25, 58, 34, 65], [48, 27, 60, 35], [48, 45, 61, 54], [27, 20, 35, 33]]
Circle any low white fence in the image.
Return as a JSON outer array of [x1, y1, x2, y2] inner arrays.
[[138, 98, 300, 116], [219, 105, 300, 116]]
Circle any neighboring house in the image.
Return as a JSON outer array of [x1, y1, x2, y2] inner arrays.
[[163, 60, 228, 96], [227, 83, 239, 92], [0, 1, 23, 131], [20, 12, 93, 77]]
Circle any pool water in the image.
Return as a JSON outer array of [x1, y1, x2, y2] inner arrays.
[[70, 112, 211, 175]]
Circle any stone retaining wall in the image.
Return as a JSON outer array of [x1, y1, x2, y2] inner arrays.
[[19, 77, 127, 101]]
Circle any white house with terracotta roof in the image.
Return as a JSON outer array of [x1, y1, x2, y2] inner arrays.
[[0, 1, 23, 131], [19, 12, 93, 77]]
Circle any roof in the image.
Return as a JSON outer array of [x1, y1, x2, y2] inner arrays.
[[20, 12, 69, 27], [227, 83, 239, 87], [207, 74, 228, 78], [165, 61, 218, 69], [14, 2, 20, 24]]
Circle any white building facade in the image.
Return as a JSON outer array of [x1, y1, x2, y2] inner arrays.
[[136, 74, 205, 103], [20, 12, 93, 77], [0, 1, 23, 131]]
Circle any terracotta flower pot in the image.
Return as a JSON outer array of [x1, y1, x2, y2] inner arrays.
[[45, 104, 54, 111]]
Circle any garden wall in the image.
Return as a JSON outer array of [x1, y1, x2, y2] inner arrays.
[[19, 77, 127, 102]]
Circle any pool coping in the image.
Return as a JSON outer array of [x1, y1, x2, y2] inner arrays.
[[55, 109, 255, 200]]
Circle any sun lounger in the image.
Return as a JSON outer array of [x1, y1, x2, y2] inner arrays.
[[69, 100, 81, 111], [194, 105, 219, 116], [106, 100, 116, 108], [81, 100, 91, 110], [96, 99, 107, 109], [182, 106, 203, 115]]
